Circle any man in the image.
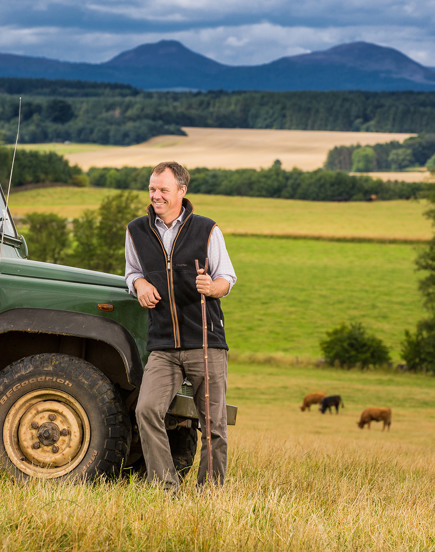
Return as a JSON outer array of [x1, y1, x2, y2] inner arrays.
[[125, 161, 236, 490]]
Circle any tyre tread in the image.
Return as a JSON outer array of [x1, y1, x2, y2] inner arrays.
[[0, 353, 131, 478]]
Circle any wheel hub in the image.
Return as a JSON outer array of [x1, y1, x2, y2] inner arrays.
[[37, 422, 61, 446], [3, 390, 91, 478]]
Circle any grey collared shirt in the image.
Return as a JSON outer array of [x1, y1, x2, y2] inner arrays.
[[125, 208, 236, 296]]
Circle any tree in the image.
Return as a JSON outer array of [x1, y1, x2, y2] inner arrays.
[[426, 153, 435, 175], [351, 147, 376, 172], [44, 99, 74, 124], [70, 210, 98, 269], [23, 212, 70, 264], [388, 148, 414, 170], [401, 191, 435, 372], [401, 321, 435, 374], [320, 322, 391, 369], [72, 190, 145, 274], [70, 173, 89, 187]]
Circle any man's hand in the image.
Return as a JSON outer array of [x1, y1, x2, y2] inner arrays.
[[134, 278, 161, 309], [196, 270, 230, 298]]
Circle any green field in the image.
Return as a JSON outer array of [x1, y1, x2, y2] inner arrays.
[[7, 187, 428, 363], [9, 188, 432, 241], [224, 236, 423, 362]]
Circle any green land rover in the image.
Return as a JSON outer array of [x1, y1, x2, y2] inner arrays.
[[0, 187, 236, 480]]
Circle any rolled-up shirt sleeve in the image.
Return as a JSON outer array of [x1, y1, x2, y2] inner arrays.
[[207, 226, 237, 295], [125, 225, 236, 297], [125, 230, 143, 296]]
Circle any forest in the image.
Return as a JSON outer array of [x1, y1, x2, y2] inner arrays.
[[1, 78, 435, 145]]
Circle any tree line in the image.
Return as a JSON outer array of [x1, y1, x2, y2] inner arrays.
[[325, 133, 435, 172], [2, 146, 425, 202], [0, 145, 82, 187], [88, 162, 424, 202], [1, 78, 435, 145]]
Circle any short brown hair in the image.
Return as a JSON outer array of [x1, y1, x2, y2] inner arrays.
[[151, 161, 190, 189]]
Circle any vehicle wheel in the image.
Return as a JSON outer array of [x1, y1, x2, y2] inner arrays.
[[167, 425, 198, 480], [0, 353, 131, 480]]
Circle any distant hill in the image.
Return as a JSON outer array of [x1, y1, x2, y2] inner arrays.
[[1, 40, 435, 91]]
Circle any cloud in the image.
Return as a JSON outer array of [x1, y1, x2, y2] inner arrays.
[[0, 0, 434, 67]]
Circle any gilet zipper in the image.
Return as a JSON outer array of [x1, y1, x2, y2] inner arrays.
[[149, 211, 193, 348]]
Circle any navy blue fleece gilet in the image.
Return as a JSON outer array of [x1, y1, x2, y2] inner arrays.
[[128, 199, 228, 351]]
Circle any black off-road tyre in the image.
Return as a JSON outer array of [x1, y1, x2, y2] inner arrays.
[[168, 425, 198, 480], [0, 353, 131, 480]]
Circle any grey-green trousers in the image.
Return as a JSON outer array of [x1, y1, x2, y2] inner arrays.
[[135, 348, 228, 489]]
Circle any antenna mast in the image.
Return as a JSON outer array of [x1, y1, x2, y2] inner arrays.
[[0, 97, 21, 260]]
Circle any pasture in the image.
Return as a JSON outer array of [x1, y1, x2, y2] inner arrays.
[[1, 363, 434, 551], [4, 182, 435, 550], [8, 188, 428, 362], [224, 235, 423, 362], [9, 188, 432, 241]]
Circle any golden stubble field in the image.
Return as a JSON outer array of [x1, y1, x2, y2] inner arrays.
[[61, 126, 428, 182]]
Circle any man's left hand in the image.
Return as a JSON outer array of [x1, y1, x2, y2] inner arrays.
[[196, 270, 230, 298], [196, 270, 213, 296]]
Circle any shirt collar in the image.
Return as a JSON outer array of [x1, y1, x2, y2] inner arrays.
[[155, 207, 185, 229]]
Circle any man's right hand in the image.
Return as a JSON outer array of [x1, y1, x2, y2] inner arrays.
[[134, 278, 161, 309]]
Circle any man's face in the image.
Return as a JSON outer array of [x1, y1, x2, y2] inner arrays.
[[149, 168, 186, 225]]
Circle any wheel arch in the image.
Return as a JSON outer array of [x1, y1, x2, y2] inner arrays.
[[0, 308, 144, 390]]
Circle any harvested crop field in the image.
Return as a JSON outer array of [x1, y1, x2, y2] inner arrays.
[[63, 127, 426, 180]]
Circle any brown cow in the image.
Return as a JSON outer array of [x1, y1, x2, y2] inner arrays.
[[300, 392, 326, 412], [357, 407, 392, 431]]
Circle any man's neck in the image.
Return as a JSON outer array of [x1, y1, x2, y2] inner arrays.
[[156, 207, 184, 229]]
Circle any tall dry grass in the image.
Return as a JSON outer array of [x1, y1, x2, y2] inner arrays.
[[1, 434, 434, 551], [2, 362, 435, 550]]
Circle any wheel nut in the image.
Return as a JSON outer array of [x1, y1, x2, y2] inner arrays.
[[48, 414, 56, 421], [52, 445, 59, 453], [31, 422, 39, 429], [60, 429, 69, 436], [32, 442, 41, 449]]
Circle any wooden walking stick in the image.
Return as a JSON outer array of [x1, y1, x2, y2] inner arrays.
[[195, 257, 213, 481]]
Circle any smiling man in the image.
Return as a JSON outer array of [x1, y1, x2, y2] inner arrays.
[[125, 161, 236, 490]]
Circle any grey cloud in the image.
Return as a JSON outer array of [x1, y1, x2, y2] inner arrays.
[[0, 0, 434, 67], [5, 0, 434, 32]]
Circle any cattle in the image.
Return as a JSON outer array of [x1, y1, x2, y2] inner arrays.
[[357, 407, 392, 431], [319, 395, 344, 414], [300, 392, 326, 412]]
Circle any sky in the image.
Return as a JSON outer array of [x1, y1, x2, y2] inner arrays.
[[1, 0, 434, 68]]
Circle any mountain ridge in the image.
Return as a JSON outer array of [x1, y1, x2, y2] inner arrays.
[[0, 40, 434, 91]]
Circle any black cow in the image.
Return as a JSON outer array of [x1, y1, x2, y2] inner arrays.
[[319, 395, 344, 414]]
